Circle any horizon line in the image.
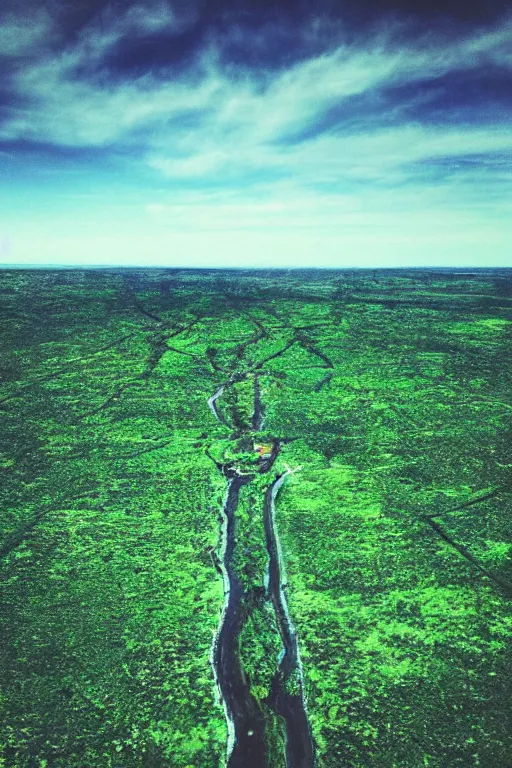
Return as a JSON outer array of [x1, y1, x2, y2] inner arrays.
[[1, 264, 511, 273]]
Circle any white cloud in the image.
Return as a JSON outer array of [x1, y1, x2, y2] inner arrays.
[[0, 8, 56, 56], [140, 174, 512, 234], [74, 0, 190, 60], [0, 0, 205, 145], [148, 150, 229, 177], [1, 58, 222, 147], [142, 19, 512, 185], [279, 124, 512, 185]]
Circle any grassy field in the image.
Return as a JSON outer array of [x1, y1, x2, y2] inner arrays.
[[1, 268, 511, 767]]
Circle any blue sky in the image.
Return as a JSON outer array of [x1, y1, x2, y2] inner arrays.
[[0, 0, 511, 267]]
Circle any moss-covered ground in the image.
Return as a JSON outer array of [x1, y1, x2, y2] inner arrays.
[[1, 268, 511, 767]]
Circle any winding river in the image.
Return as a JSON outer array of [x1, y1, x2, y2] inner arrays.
[[207, 378, 315, 768], [265, 475, 314, 768], [211, 473, 268, 767]]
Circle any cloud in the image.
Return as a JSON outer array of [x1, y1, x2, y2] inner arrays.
[[148, 19, 512, 178], [139, 22, 512, 196], [0, 8, 57, 57], [1, 10, 510, 160], [148, 150, 230, 177], [1, 53, 221, 147], [70, 0, 196, 63]]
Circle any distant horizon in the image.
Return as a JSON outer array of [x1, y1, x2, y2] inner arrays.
[[1, 263, 511, 273]]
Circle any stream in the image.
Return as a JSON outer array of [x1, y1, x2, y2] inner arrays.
[[265, 475, 314, 768], [211, 473, 269, 767], [208, 377, 315, 768]]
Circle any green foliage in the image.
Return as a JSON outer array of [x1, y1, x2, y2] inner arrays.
[[1, 268, 512, 767]]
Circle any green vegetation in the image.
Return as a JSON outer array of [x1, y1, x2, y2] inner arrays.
[[1, 267, 512, 767]]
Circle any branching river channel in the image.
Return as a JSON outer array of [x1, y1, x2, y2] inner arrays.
[[207, 367, 315, 767]]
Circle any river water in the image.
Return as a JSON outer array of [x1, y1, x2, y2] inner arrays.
[[207, 379, 315, 768]]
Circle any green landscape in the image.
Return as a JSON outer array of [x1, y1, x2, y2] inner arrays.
[[1, 267, 512, 768]]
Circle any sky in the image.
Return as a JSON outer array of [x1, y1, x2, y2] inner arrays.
[[0, 0, 511, 268]]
